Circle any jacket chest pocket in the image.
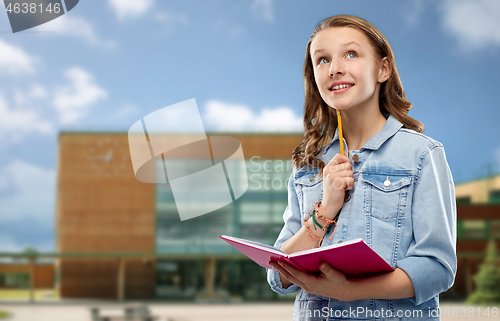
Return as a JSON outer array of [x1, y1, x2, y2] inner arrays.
[[294, 173, 323, 219], [362, 173, 412, 220]]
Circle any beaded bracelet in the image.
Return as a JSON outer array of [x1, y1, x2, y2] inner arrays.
[[313, 201, 340, 241], [307, 203, 330, 231], [311, 210, 323, 230], [314, 202, 337, 225], [303, 217, 323, 243], [303, 202, 331, 247]]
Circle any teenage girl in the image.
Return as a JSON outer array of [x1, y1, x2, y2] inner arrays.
[[267, 15, 456, 321]]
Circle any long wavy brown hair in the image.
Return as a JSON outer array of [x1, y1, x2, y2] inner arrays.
[[292, 15, 424, 176]]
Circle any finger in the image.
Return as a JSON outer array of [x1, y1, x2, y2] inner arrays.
[[324, 162, 352, 176], [269, 261, 288, 276], [274, 261, 310, 289], [319, 262, 335, 277], [327, 153, 350, 166], [323, 171, 352, 186], [269, 259, 283, 268], [268, 261, 296, 283], [333, 162, 352, 172], [269, 260, 305, 284], [331, 169, 353, 178], [277, 260, 314, 289], [276, 266, 305, 289], [345, 177, 354, 190], [338, 177, 354, 191], [332, 177, 351, 190], [319, 262, 344, 280]]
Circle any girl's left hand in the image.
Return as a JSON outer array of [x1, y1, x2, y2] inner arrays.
[[269, 259, 352, 301]]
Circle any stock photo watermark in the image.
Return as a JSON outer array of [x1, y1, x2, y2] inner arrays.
[[248, 156, 293, 191], [128, 98, 248, 221], [291, 306, 499, 319], [247, 156, 382, 191], [3, 0, 79, 33]]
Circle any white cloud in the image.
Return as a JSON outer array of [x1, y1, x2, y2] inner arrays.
[[251, 0, 274, 22], [0, 160, 55, 223], [29, 83, 48, 99], [0, 235, 23, 252], [53, 67, 107, 124], [0, 38, 38, 75], [39, 15, 116, 49], [203, 100, 303, 132], [109, 0, 154, 21], [402, 0, 426, 26], [213, 18, 244, 38], [0, 93, 53, 144], [495, 146, 500, 167], [154, 10, 189, 33], [13, 84, 48, 108], [440, 0, 500, 51], [115, 103, 139, 117]]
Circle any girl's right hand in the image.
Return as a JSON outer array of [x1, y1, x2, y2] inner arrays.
[[321, 153, 354, 219]]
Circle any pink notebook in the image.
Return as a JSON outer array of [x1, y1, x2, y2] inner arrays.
[[219, 235, 394, 279]]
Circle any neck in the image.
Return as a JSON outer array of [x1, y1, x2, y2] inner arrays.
[[340, 104, 387, 151]]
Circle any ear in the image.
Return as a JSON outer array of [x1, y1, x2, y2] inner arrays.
[[378, 57, 390, 83]]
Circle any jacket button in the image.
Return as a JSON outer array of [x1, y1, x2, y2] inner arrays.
[[338, 240, 343, 244], [352, 154, 359, 162], [309, 175, 315, 182]]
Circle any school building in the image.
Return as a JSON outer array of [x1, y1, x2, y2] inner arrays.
[[449, 173, 500, 298], [2, 132, 496, 301], [55, 132, 300, 301]]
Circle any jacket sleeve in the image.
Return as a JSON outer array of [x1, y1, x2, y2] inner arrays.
[[266, 169, 301, 295], [396, 144, 457, 306]]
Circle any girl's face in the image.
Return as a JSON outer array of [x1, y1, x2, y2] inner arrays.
[[310, 27, 389, 112]]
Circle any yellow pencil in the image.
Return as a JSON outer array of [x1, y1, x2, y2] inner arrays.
[[337, 110, 345, 156]]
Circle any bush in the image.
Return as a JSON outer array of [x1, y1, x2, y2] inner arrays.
[[0, 311, 11, 319], [466, 239, 500, 304]]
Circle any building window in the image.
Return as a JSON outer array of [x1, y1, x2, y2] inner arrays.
[[489, 190, 500, 204], [490, 220, 500, 239], [456, 196, 471, 205], [462, 220, 487, 240], [0, 272, 30, 289]]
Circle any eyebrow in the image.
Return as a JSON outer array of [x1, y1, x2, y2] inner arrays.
[[312, 41, 362, 56]]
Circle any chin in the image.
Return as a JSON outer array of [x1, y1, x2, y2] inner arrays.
[[328, 103, 350, 111]]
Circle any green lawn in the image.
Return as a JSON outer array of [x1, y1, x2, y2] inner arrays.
[[0, 289, 59, 301]]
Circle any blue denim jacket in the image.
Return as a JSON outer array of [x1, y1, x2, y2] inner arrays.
[[267, 115, 457, 321]]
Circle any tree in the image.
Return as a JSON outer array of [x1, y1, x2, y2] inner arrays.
[[22, 247, 38, 256], [466, 239, 500, 304]]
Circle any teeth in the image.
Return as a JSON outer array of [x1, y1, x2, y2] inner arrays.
[[331, 84, 353, 90]]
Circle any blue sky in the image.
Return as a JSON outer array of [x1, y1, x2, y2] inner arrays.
[[0, 0, 499, 252]]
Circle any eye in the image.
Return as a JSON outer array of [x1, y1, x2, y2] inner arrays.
[[346, 51, 357, 59], [319, 58, 329, 65]]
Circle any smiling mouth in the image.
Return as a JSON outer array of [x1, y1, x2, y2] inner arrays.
[[329, 84, 354, 91]]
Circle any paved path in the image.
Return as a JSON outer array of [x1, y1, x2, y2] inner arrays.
[[0, 302, 498, 321]]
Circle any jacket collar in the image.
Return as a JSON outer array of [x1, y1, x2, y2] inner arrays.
[[326, 114, 403, 153]]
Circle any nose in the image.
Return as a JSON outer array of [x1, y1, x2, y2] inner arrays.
[[329, 59, 345, 77]]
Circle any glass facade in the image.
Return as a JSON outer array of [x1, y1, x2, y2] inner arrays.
[[0, 272, 30, 289], [489, 190, 500, 204], [155, 157, 294, 300], [457, 219, 500, 240]]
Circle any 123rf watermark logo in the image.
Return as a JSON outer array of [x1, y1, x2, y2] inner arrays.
[[3, 0, 79, 33], [128, 99, 248, 221]]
